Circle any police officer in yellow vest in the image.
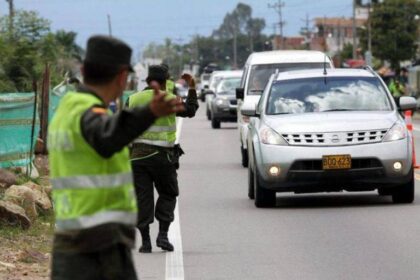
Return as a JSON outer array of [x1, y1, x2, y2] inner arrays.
[[161, 63, 177, 96], [127, 65, 198, 253], [48, 36, 184, 280]]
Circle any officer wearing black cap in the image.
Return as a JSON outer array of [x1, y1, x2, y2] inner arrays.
[[49, 35, 184, 280], [127, 65, 198, 253]]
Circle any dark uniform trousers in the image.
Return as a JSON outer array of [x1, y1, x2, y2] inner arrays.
[[131, 150, 179, 230], [51, 243, 137, 280]]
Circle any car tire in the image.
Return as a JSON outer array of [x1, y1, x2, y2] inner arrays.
[[241, 146, 248, 168], [211, 117, 220, 129], [206, 107, 211, 120], [392, 169, 414, 204], [248, 165, 255, 199], [254, 168, 276, 208]]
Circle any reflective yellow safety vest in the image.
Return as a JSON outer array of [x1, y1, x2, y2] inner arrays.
[[166, 80, 176, 95], [128, 89, 176, 148], [48, 92, 137, 233]]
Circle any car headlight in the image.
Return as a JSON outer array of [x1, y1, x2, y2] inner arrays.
[[383, 122, 407, 142], [259, 126, 288, 145], [216, 98, 229, 106]]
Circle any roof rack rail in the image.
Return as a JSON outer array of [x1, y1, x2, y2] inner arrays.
[[358, 65, 376, 75], [274, 68, 280, 80]]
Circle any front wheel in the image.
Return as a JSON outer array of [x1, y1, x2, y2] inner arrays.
[[206, 107, 211, 120], [392, 169, 415, 204], [211, 117, 221, 129], [254, 169, 276, 208], [248, 165, 255, 199], [241, 146, 248, 168]]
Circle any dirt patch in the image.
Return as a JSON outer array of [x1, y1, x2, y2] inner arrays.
[[0, 214, 53, 279]]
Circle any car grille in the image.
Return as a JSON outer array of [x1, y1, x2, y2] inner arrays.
[[281, 129, 388, 146], [290, 158, 383, 171], [230, 100, 238, 105]]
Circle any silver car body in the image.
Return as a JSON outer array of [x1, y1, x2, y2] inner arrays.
[[247, 68, 413, 195], [237, 50, 334, 165], [207, 71, 243, 122]]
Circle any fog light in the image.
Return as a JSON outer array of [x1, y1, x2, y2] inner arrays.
[[269, 166, 281, 176], [393, 161, 402, 171]]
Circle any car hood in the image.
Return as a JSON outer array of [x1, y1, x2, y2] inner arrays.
[[264, 111, 399, 133], [216, 92, 236, 100]]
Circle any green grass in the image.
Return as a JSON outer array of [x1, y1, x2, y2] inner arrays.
[[0, 212, 54, 255]]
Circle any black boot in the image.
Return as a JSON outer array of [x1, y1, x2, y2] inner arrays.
[[139, 226, 152, 253], [156, 222, 174, 252]]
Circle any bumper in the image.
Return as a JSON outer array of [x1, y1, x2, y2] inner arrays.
[[254, 139, 413, 193], [213, 105, 237, 122]]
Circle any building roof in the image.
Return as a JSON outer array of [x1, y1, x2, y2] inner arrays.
[[314, 17, 366, 27]]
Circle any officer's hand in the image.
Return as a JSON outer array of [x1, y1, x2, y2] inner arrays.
[[150, 81, 184, 117], [181, 73, 195, 88]]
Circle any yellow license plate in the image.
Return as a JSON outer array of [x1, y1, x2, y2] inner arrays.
[[322, 155, 352, 170]]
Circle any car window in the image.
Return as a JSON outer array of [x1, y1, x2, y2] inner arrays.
[[247, 62, 330, 96], [216, 78, 241, 94], [266, 77, 392, 115]]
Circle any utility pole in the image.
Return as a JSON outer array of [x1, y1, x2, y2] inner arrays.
[[268, 0, 286, 50], [352, 0, 357, 59], [6, 0, 14, 36], [301, 14, 311, 50], [107, 14, 113, 37]]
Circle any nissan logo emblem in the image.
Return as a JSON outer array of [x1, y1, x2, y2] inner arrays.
[[331, 135, 340, 143]]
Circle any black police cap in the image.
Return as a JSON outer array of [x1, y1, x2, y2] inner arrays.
[[148, 65, 167, 81], [84, 35, 134, 71]]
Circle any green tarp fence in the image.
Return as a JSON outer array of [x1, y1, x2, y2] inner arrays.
[[0, 87, 137, 168], [0, 93, 39, 168]]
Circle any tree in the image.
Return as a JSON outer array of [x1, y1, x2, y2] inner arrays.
[[369, 0, 420, 69], [0, 10, 83, 92]]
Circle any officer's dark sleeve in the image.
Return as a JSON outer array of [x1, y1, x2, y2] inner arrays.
[[81, 106, 156, 158], [176, 89, 199, 118]]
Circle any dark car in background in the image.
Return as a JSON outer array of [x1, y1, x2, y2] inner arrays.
[[208, 71, 243, 129]]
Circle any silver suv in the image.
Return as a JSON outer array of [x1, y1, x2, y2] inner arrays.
[[243, 68, 417, 208]]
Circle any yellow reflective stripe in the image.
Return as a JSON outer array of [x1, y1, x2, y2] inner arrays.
[[147, 125, 177, 133], [51, 172, 133, 190], [55, 211, 137, 232], [133, 139, 175, 148]]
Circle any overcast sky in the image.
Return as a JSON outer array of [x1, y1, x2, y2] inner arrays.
[[0, 0, 353, 55]]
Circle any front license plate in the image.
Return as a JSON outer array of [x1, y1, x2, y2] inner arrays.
[[322, 155, 352, 170]]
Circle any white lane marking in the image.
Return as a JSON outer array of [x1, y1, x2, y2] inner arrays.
[[166, 117, 184, 280], [165, 203, 184, 280]]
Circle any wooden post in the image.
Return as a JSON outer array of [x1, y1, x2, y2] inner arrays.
[[39, 63, 50, 154]]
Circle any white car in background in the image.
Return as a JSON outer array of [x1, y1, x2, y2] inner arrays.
[[236, 50, 334, 167]]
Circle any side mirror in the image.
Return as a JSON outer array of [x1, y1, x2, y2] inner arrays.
[[241, 100, 257, 117], [236, 88, 244, 100], [399, 96, 417, 111]]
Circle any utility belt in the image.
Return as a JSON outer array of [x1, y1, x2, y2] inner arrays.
[[130, 142, 184, 168]]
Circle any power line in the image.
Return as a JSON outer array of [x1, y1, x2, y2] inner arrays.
[[268, 0, 286, 49]]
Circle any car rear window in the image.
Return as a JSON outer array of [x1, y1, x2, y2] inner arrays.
[[247, 62, 330, 96], [266, 76, 392, 115]]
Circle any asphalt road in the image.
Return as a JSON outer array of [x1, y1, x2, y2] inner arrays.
[[135, 105, 420, 280]]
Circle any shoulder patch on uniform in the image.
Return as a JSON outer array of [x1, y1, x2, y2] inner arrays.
[[91, 107, 107, 114]]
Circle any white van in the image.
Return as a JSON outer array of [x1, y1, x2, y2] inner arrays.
[[236, 50, 334, 167]]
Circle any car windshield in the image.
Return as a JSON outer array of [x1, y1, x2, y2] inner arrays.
[[247, 62, 330, 95], [216, 77, 241, 94], [266, 76, 392, 115], [210, 76, 224, 91]]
